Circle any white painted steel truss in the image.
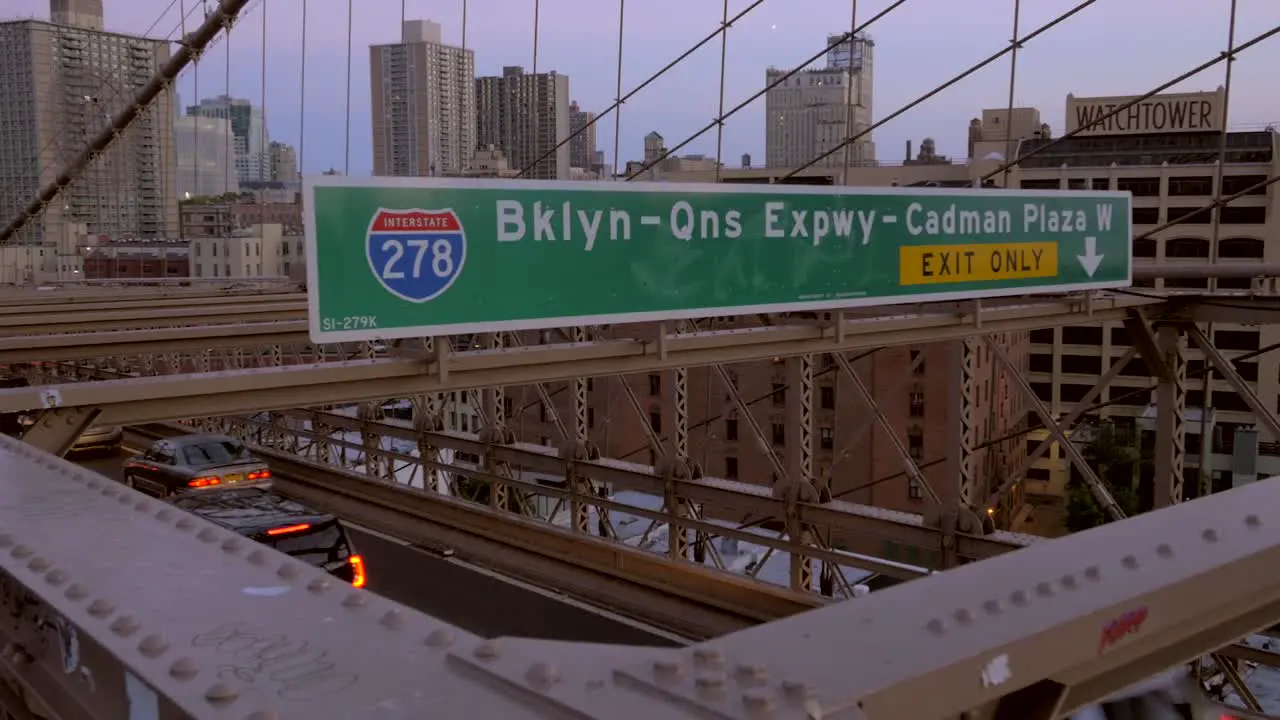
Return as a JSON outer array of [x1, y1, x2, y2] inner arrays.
[[0, 434, 1275, 719]]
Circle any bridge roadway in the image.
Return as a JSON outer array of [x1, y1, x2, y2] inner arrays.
[[77, 450, 682, 649]]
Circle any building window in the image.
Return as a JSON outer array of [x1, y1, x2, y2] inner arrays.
[[909, 349, 925, 374], [648, 374, 661, 396], [771, 422, 786, 446], [771, 383, 786, 407], [1116, 177, 1160, 196], [819, 386, 835, 409], [908, 479, 924, 500], [907, 429, 924, 461], [649, 411, 662, 433], [725, 456, 738, 479], [539, 402, 551, 422], [587, 407, 595, 428], [1132, 207, 1160, 225], [819, 426, 834, 450], [1165, 237, 1209, 258], [909, 392, 925, 417], [1167, 176, 1212, 196], [725, 417, 738, 441], [1218, 237, 1263, 259]]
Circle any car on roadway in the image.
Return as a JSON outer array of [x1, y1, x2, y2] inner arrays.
[[169, 485, 366, 587], [123, 433, 271, 497], [0, 374, 34, 438], [70, 425, 123, 456]]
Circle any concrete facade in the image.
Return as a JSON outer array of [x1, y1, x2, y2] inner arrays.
[[0, 4, 178, 244], [370, 20, 476, 178]]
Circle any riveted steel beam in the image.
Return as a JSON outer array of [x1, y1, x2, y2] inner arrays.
[[19, 406, 100, 456], [0, 322, 310, 363], [1154, 325, 1188, 507], [242, 407, 1037, 564], [0, 296, 1163, 430]]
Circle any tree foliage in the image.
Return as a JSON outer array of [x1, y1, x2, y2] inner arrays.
[[1064, 420, 1145, 533]]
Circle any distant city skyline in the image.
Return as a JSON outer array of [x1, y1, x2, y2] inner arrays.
[[7, 0, 1280, 177]]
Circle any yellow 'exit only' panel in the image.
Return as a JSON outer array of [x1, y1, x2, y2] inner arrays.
[[899, 242, 1058, 286]]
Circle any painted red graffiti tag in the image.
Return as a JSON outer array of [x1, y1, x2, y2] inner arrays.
[[1098, 607, 1148, 653]]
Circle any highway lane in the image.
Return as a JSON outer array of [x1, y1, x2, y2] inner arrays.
[[77, 450, 683, 647]]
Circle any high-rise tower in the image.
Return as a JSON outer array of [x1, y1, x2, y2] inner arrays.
[[370, 20, 475, 177]]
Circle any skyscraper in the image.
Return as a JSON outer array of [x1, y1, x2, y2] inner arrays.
[[186, 95, 270, 183], [0, 0, 178, 243], [174, 115, 238, 198], [370, 20, 475, 177], [765, 33, 875, 170], [476, 66, 570, 180], [568, 100, 598, 172]]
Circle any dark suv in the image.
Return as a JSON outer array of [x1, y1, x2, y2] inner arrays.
[[169, 486, 365, 587]]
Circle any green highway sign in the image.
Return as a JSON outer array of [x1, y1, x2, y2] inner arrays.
[[303, 177, 1132, 343]]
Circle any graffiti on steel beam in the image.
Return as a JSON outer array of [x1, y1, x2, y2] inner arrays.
[[190, 621, 358, 700], [1098, 606, 1149, 653]]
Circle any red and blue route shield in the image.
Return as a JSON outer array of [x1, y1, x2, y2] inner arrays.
[[365, 208, 467, 304]]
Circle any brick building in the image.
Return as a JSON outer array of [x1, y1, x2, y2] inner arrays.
[[180, 200, 302, 238], [81, 244, 189, 279], [487, 316, 1029, 541]]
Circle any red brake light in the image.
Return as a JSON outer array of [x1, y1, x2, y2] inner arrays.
[[247, 469, 272, 481], [267, 523, 310, 536], [349, 555, 366, 588], [188, 476, 221, 488]]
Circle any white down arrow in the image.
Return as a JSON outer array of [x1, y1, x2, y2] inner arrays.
[[1077, 236, 1103, 277]]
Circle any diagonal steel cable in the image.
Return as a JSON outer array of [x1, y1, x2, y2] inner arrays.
[[0, 0, 256, 244], [0, 0, 206, 214], [981, 24, 1280, 182], [514, 0, 769, 180], [779, 0, 1103, 182], [625, 0, 909, 181]]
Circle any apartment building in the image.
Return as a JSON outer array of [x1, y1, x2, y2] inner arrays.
[[0, 0, 178, 244], [568, 100, 598, 172], [268, 141, 298, 182], [765, 32, 875, 170], [476, 66, 571, 180], [188, 224, 289, 280], [1005, 89, 1280, 497], [370, 20, 475, 178]]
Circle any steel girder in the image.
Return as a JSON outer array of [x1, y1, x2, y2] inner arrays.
[[0, 322, 310, 363], [0, 295, 1163, 426], [208, 406, 1035, 567], [0, 433, 1276, 719], [0, 301, 307, 337]]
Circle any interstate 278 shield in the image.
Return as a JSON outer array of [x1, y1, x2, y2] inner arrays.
[[365, 208, 467, 303]]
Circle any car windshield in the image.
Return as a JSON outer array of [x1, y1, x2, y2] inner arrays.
[[182, 439, 252, 466]]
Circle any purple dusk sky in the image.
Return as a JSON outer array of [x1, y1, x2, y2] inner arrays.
[[9, 0, 1280, 176]]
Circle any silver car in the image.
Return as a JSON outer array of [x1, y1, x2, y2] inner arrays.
[[72, 425, 123, 455]]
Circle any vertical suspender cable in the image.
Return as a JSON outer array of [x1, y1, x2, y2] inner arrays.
[[343, 0, 354, 175], [610, 1, 625, 181], [298, 0, 308, 176]]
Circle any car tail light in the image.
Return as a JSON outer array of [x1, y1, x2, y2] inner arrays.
[[349, 555, 366, 588], [266, 523, 310, 536], [188, 476, 221, 488], [247, 469, 271, 481]]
